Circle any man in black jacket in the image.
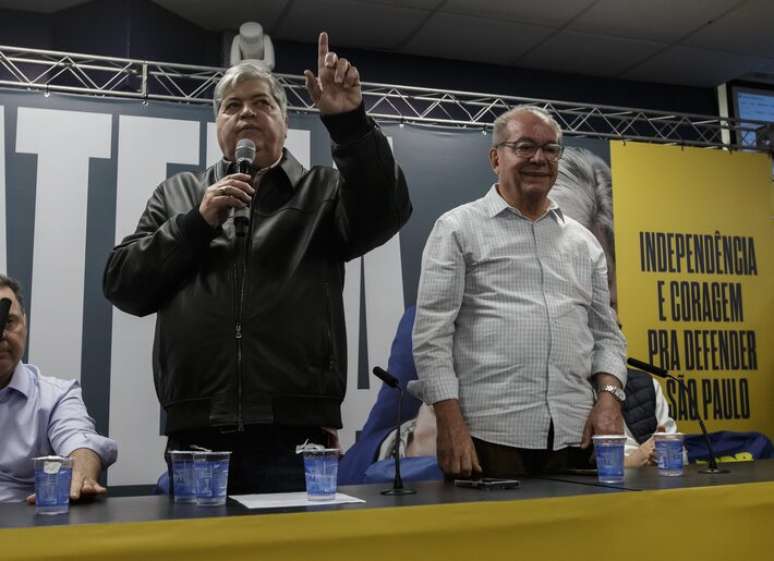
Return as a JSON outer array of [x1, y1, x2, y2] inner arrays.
[[103, 32, 411, 493]]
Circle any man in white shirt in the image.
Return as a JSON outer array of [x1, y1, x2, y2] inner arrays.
[[413, 106, 627, 478]]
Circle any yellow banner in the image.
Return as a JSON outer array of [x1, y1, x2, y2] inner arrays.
[[612, 141, 773, 436]]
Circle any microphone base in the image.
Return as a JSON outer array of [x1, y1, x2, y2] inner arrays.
[[381, 487, 416, 496], [698, 466, 730, 474]]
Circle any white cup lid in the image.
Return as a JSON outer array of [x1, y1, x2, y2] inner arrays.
[[32, 456, 69, 474]]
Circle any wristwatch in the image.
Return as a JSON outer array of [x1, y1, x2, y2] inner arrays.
[[598, 384, 626, 402]]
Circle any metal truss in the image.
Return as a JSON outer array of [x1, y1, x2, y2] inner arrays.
[[1, 44, 771, 152]]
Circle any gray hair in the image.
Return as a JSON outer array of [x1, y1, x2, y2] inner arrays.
[[0, 274, 25, 314], [492, 105, 563, 146], [552, 147, 613, 237], [551, 147, 616, 304], [212, 62, 288, 119]]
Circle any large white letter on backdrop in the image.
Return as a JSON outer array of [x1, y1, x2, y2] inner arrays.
[[16, 108, 112, 382], [0, 107, 6, 275], [339, 233, 405, 449]]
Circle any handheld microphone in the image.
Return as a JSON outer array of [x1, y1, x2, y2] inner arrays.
[[232, 138, 256, 237], [626, 357, 729, 474], [371, 367, 416, 496], [0, 298, 11, 338]]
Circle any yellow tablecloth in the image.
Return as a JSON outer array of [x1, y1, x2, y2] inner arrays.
[[4, 481, 773, 561]]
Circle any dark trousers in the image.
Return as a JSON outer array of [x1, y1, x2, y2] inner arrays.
[[166, 425, 328, 495], [473, 424, 594, 478]]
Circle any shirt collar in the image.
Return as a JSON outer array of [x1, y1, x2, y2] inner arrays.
[[0, 362, 31, 400], [546, 199, 565, 222], [484, 184, 565, 223], [483, 184, 511, 218]]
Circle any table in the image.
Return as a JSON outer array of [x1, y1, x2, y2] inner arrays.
[[0, 477, 622, 528], [3, 461, 774, 561], [546, 456, 774, 490]]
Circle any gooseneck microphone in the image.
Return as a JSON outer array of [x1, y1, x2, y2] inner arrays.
[[233, 138, 256, 237], [0, 298, 11, 337], [372, 367, 416, 496], [627, 357, 729, 474], [372, 366, 399, 388], [626, 358, 668, 378]]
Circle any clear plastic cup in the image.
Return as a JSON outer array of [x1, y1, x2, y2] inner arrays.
[[654, 432, 684, 476], [193, 451, 231, 506], [592, 435, 627, 484], [32, 456, 73, 515], [302, 449, 339, 501], [169, 450, 197, 503]]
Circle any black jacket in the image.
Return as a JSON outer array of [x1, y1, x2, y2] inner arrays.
[[623, 369, 658, 444], [103, 106, 412, 434]]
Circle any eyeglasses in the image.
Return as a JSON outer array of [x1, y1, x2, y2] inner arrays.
[[496, 140, 564, 161]]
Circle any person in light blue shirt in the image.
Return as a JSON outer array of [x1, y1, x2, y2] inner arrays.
[[0, 274, 117, 503]]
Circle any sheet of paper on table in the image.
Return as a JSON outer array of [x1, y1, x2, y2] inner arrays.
[[230, 492, 366, 509]]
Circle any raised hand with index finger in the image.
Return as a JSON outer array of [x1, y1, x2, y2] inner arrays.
[[304, 32, 362, 115]]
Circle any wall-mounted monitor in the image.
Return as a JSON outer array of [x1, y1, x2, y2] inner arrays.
[[730, 82, 774, 148]]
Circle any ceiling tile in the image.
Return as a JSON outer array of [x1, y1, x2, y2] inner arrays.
[[735, 71, 774, 89], [683, 0, 774, 58], [151, 0, 291, 31], [516, 30, 665, 77], [274, 0, 427, 50], [570, 0, 739, 43], [622, 45, 770, 87], [0, 0, 88, 12], [0, 0, 88, 14], [351, 0, 441, 9], [442, 0, 596, 27], [756, 58, 774, 75], [402, 12, 553, 65]]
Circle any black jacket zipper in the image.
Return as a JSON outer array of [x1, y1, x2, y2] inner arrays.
[[234, 207, 254, 432]]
